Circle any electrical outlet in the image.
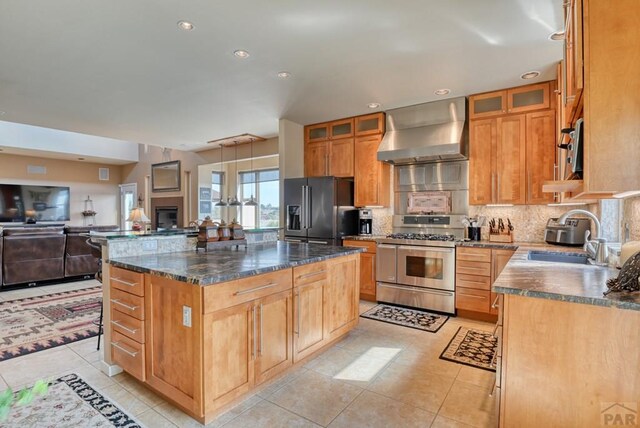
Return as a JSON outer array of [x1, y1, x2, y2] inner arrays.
[[183, 306, 192, 327], [142, 240, 157, 251]]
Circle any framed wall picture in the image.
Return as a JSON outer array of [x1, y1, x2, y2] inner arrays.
[[151, 160, 181, 192], [199, 187, 212, 201], [199, 201, 211, 214]]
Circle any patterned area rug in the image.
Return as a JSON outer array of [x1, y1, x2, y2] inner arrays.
[[0, 286, 102, 361], [360, 303, 449, 333], [440, 326, 497, 371], [3, 373, 140, 427]]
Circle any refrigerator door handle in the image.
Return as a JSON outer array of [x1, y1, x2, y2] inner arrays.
[[301, 186, 307, 229], [306, 186, 312, 229]]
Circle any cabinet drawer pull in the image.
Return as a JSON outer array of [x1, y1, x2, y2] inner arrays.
[[252, 306, 257, 360], [234, 282, 278, 296], [461, 293, 486, 299], [111, 341, 138, 357], [297, 270, 326, 280], [112, 277, 138, 287], [491, 295, 500, 309], [295, 292, 301, 335], [110, 299, 138, 311], [111, 320, 138, 334], [259, 304, 263, 357]]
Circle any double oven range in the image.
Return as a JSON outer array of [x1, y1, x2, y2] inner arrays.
[[375, 161, 469, 314]]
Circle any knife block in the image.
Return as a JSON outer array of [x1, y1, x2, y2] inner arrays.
[[489, 232, 514, 243]]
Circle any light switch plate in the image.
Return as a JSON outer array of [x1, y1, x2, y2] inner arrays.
[[142, 240, 157, 251], [183, 306, 192, 327]]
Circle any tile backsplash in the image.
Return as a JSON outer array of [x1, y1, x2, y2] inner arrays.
[[623, 196, 640, 240], [469, 204, 599, 242]]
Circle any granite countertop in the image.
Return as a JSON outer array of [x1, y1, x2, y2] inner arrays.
[[343, 235, 387, 242], [91, 229, 197, 241], [108, 241, 364, 286], [490, 243, 639, 311]]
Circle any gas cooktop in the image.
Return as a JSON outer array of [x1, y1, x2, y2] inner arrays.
[[378, 233, 459, 247]]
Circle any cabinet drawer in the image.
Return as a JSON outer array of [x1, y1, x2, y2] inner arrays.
[[110, 266, 144, 297], [204, 269, 293, 313], [456, 274, 491, 291], [110, 288, 145, 320], [456, 287, 491, 312], [343, 240, 376, 254], [111, 331, 145, 381], [456, 260, 491, 277], [293, 262, 327, 287], [111, 309, 145, 343], [456, 247, 492, 263]]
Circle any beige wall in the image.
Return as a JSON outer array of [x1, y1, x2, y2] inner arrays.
[[121, 138, 279, 226], [0, 153, 122, 226]]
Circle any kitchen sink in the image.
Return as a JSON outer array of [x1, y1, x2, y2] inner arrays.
[[527, 251, 589, 264]]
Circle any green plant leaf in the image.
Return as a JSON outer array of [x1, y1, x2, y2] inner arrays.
[[15, 388, 34, 406], [0, 404, 10, 422], [0, 387, 13, 407], [32, 380, 49, 396]]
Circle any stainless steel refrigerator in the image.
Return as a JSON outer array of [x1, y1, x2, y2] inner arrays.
[[284, 177, 358, 246]]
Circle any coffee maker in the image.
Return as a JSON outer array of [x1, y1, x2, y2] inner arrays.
[[358, 209, 373, 235]]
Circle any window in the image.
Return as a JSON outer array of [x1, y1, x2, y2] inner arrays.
[[239, 168, 279, 229], [210, 171, 224, 221]]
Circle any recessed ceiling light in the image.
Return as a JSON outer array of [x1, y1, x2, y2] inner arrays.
[[434, 89, 451, 96], [367, 103, 381, 109], [177, 21, 194, 31], [520, 70, 540, 80], [548, 30, 565, 41], [78, 157, 85, 161], [277, 71, 291, 79], [233, 50, 250, 59]]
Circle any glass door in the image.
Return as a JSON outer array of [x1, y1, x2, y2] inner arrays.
[[397, 246, 455, 290], [119, 183, 137, 230]]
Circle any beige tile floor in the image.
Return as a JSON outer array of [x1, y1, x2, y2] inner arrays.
[[0, 281, 498, 427]]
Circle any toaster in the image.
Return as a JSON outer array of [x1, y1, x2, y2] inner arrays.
[[544, 217, 591, 246]]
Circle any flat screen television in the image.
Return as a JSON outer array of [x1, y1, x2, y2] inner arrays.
[[0, 184, 70, 223]]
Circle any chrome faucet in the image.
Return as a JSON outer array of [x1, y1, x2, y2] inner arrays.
[[557, 209, 608, 266]]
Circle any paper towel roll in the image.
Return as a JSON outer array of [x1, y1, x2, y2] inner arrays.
[[620, 241, 640, 265]]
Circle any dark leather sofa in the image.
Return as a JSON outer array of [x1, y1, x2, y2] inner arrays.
[[0, 224, 118, 288]]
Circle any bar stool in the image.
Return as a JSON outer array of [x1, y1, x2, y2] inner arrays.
[[86, 238, 104, 351]]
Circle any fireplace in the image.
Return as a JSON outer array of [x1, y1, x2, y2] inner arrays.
[[150, 197, 184, 230]]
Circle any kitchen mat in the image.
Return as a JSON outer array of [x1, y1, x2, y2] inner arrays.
[[0, 285, 102, 361], [360, 303, 449, 333], [2, 373, 141, 427], [440, 326, 497, 371]]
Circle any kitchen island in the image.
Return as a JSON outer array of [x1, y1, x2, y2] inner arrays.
[[105, 242, 363, 423], [490, 245, 639, 428]]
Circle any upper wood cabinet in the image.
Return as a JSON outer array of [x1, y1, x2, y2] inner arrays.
[[495, 115, 527, 204], [329, 138, 354, 177], [469, 119, 496, 205], [469, 91, 507, 119], [355, 113, 385, 136], [354, 135, 390, 207], [526, 111, 556, 204], [305, 123, 329, 142], [470, 83, 551, 119], [304, 141, 330, 177], [330, 118, 354, 139]]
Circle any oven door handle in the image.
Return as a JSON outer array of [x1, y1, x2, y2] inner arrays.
[[397, 245, 454, 253], [378, 283, 454, 296]]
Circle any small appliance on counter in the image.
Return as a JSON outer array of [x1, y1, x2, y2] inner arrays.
[[358, 209, 373, 235], [544, 217, 590, 246]]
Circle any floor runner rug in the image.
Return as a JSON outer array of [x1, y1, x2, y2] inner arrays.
[[0, 286, 102, 361], [439, 326, 497, 371], [360, 303, 449, 333]]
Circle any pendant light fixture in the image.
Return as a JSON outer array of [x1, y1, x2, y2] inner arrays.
[[245, 140, 258, 207], [214, 144, 227, 207], [228, 142, 242, 206]]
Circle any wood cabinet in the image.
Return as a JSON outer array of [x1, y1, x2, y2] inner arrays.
[[325, 255, 359, 341], [304, 141, 330, 177], [497, 295, 640, 427], [469, 83, 550, 119], [329, 138, 354, 177], [354, 135, 391, 207], [107, 254, 360, 424], [455, 247, 514, 320], [343, 240, 376, 301], [304, 113, 389, 204], [293, 262, 327, 362], [469, 91, 556, 205]]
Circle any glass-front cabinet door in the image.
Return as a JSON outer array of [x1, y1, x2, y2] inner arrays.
[[305, 123, 329, 142], [329, 118, 354, 139], [355, 113, 385, 136], [469, 90, 507, 119], [507, 82, 550, 114]]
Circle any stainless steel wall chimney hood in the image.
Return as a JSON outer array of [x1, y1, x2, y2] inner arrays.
[[377, 97, 468, 165]]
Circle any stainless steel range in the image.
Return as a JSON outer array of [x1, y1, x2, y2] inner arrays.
[[377, 231, 458, 314]]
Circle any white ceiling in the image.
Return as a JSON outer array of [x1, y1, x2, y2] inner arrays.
[[0, 0, 563, 151]]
